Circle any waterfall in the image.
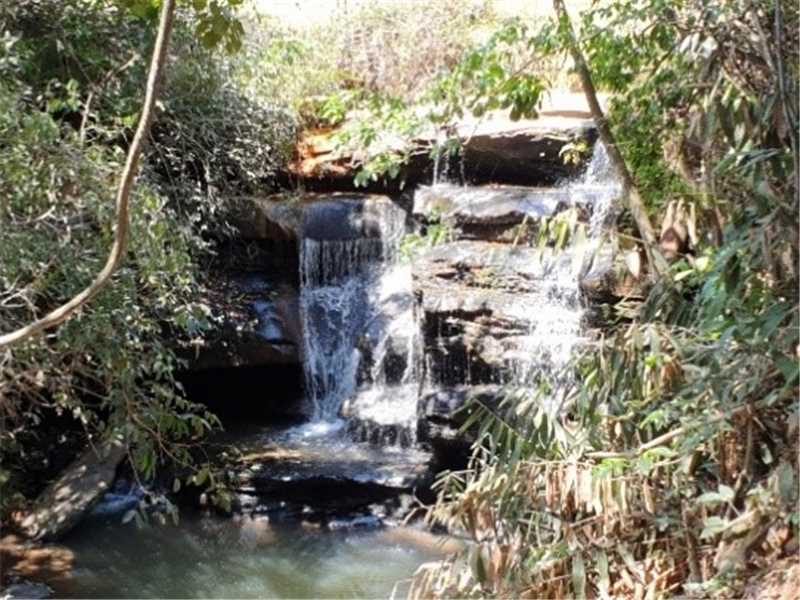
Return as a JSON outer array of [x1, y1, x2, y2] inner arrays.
[[513, 143, 619, 409], [297, 198, 421, 444], [419, 142, 620, 409]]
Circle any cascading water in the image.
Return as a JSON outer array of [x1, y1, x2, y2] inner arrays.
[[294, 143, 617, 444], [296, 198, 421, 445], [511, 143, 619, 411], [420, 142, 619, 409]]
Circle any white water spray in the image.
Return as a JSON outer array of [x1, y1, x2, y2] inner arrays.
[[297, 199, 421, 444]]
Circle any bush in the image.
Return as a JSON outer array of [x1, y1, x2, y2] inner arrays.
[[0, 0, 293, 514]]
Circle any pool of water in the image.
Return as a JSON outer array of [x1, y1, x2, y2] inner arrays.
[[59, 513, 442, 599]]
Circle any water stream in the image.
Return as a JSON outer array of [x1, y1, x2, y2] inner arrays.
[[59, 511, 440, 599], [510, 143, 618, 411], [422, 143, 619, 409]]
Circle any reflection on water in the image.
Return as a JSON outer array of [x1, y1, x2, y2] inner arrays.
[[60, 512, 439, 599]]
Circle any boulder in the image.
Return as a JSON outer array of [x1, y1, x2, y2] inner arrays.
[[1, 582, 54, 599], [289, 114, 596, 191], [227, 193, 406, 243], [0, 537, 73, 595], [16, 441, 125, 541], [457, 116, 597, 185], [228, 440, 432, 514]]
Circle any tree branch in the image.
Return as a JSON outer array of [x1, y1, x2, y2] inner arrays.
[[0, 0, 177, 350]]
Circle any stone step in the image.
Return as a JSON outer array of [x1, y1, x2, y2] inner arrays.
[[229, 192, 406, 243], [289, 114, 596, 191]]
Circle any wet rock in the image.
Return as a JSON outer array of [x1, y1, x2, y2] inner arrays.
[[227, 438, 432, 514], [88, 481, 143, 518], [0, 537, 73, 594], [16, 441, 125, 541], [343, 385, 420, 448], [177, 272, 306, 418], [236, 455, 429, 503], [1, 581, 53, 599], [413, 184, 596, 242], [179, 274, 303, 417], [414, 241, 580, 385], [414, 184, 572, 241], [417, 385, 503, 467], [228, 193, 406, 243], [378, 526, 467, 556], [326, 514, 383, 531], [415, 241, 575, 294], [187, 277, 302, 371]]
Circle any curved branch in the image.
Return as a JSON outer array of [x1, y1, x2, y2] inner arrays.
[[0, 0, 177, 350]]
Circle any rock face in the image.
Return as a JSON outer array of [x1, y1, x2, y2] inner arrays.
[[16, 441, 125, 541], [414, 185, 570, 240], [184, 193, 408, 419], [289, 115, 596, 191], [188, 278, 301, 372], [417, 385, 503, 466], [228, 193, 406, 243], [411, 166, 620, 466], [457, 117, 597, 185], [178, 274, 305, 419], [414, 240, 581, 387], [413, 184, 598, 242], [184, 117, 620, 505]]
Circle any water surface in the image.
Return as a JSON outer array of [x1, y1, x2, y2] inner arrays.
[[61, 513, 439, 599]]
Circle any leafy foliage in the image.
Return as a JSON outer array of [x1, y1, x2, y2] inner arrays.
[[328, 19, 550, 187], [0, 0, 292, 515]]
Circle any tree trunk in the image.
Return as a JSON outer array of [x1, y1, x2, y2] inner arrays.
[[552, 0, 667, 276], [0, 0, 177, 350]]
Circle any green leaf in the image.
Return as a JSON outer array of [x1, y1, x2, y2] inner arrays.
[[594, 550, 611, 600], [777, 357, 799, 384], [469, 543, 488, 584], [718, 484, 735, 503], [700, 516, 730, 539]]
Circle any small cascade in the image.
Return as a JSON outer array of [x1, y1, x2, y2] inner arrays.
[[508, 143, 620, 412], [297, 198, 421, 445], [419, 142, 619, 407], [431, 134, 465, 186]]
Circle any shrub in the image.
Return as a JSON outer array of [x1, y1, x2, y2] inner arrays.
[[0, 0, 293, 514]]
